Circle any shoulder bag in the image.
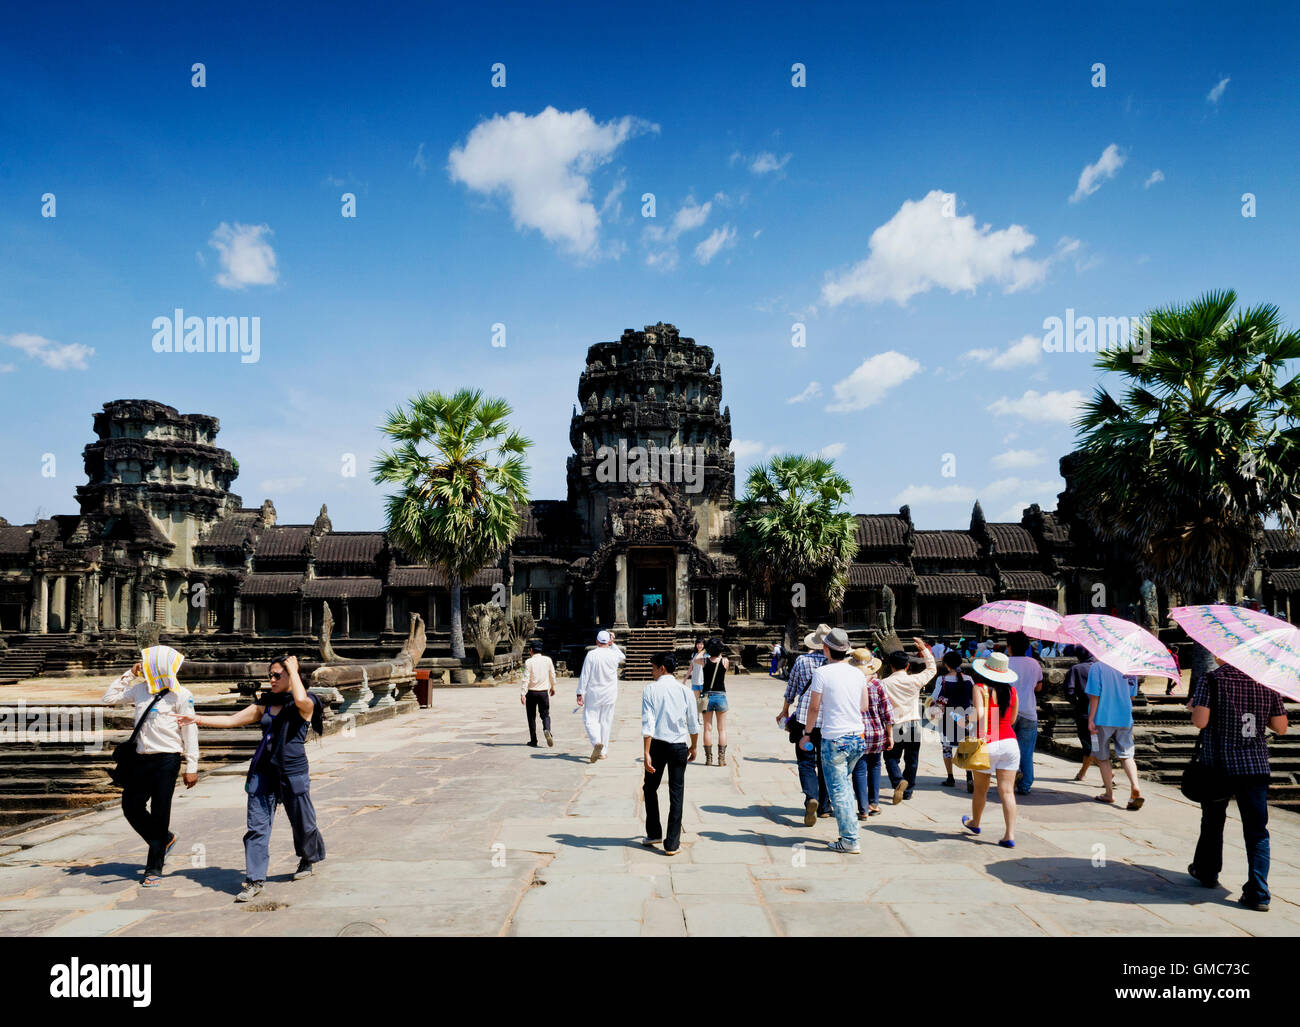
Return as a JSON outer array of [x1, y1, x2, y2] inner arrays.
[[954, 683, 990, 773], [1181, 676, 1233, 803], [699, 658, 720, 716], [108, 688, 170, 788]]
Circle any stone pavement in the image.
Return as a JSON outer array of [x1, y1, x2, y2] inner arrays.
[[1, 674, 1298, 936]]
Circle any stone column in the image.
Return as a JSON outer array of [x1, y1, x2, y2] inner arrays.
[[341, 598, 351, 638], [613, 553, 629, 630], [32, 574, 48, 634], [83, 573, 100, 633], [426, 591, 436, 630], [50, 576, 68, 633], [384, 593, 394, 632], [232, 594, 243, 634], [674, 551, 691, 629], [136, 580, 150, 627]]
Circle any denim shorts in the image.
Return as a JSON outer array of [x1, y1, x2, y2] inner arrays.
[[703, 692, 729, 712], [1094, 725, 1135, 760]]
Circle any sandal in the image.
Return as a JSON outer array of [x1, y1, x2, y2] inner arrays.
[[961, 815, 981, 835], [868, 806, 881, 816], [1127, 796, 1145, 811], [142, 874, 162, 888], [1094, 794, 1116, 804]]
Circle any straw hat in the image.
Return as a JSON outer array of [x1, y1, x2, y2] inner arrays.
[[848, 647, 882, 677], [971, 650, 1018, 684], [802, 622, 833, 650]]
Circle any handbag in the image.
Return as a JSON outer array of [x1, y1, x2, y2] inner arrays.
[[108, 688, 170, 788], [1181, 673, 1232, 803], [954, 682, 992, 772]]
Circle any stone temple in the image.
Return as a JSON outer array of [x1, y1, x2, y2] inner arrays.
[[3, 322, 1297, 678]]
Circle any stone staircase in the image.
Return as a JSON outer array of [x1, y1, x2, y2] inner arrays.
[[621, 625, 678, 681], [0, 635, 67, 685]]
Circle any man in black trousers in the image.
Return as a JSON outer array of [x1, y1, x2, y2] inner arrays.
[[641, 652, 699, 856]]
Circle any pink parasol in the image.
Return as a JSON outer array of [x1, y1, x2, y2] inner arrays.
[[1060, 613, 1179, 682], [1168, 604, 1300, 702], [961, 600, 1074, 643]]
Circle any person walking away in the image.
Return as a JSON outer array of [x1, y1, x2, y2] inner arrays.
[[1086, 661, 1144, 810], [577, 629, 625, 763], [101, 645, 199, 888], [849, 648, 892, 817], [961, 651, 1019, 846], [777, 623, 832, 824], [641, 652, 699, 855], [1187, 659, 1288, 911], [701, 637, 730, 765], [800, 628, 869, 853], [1062, 648, 1097, 781], [881, 638, 937, 803], [1006, 632, 1043, 796], [521, 642, 557, 747], [769, 641, 782, 677], [932, 649, 975, 792], [182, 654, 325, 901]]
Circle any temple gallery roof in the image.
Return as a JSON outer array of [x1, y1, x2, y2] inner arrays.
[[0, 524, 35, 555], [854, 514, 909, 549], [913, 531, 979, 561], [315, 533, 385, 567], [1001, 570, 1058, 593], [239, 573, 303, 596], [916, 573, 998, 597], [303, 576, 383, 599], [255, 526, 312, 560], [847, 563, 917, 587], [387, 566, 504, 588], [987, 523, 1039, 557]]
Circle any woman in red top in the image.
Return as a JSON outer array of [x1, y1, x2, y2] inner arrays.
[[961, 651, 1020, 847]]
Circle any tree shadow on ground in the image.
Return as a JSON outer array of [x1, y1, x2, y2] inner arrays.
[[984, 856, 1233, 905]]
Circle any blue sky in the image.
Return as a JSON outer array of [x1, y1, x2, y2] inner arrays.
[[3, 0, 1299, 530]]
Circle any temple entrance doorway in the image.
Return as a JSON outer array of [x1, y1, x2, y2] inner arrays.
[[629, 547, 675, 626]]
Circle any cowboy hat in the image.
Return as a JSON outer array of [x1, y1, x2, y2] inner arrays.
[[802, 622, 833, 650], [848, 647, 882, 677], [971, 650, 1018, 684]]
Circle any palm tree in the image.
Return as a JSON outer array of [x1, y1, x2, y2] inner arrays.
[[733, 454, 860, 626], [373, 389, 531, 660], [1072, 289, 1300, 679]]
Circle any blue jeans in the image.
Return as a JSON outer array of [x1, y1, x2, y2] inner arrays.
[[1193, 775, 1271, 904], [795, 729, 829, 808], [1013, 716, 1038, 792], [856, 751, 882, 810], [821, 734, 867, 846]]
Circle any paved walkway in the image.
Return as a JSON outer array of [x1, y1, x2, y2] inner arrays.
[[2, 675, 1298, 936]]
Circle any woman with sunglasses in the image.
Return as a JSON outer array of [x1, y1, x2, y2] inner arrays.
[[179, 654, 325, 902]]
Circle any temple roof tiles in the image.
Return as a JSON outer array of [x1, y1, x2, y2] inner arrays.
[[913, 531, 979, 560], [986, 523, 1039, 556], [387, 566, 504, 588], [916, 573, 998, 597], [315, 532, 385, 567], [854, 514, 909, 549], [1000, 570, 1058, 593], [303, 576, 383, 599], [847, 563, 917, 587], [239, 573, 303, 596], [255, 526, 312, 559]]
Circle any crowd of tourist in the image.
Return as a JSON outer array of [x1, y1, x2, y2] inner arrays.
[[99, 619, 1290, 915]]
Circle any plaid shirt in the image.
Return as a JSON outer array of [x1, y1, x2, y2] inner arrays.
[[861, 678, 894, 752], [1190, 665, 1286, 777], [785, 652, 828, 727]]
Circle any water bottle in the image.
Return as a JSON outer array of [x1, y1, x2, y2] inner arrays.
[[799, 736, 814, 752]]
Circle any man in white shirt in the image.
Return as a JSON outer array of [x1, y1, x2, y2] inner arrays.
[[641, 652, 699, 854], [800, 628, 868, 854], [577, 629, 625, 763], [520, 642, 557, 747], [880, 638, 937, 804], [101, 650, 200, 886]]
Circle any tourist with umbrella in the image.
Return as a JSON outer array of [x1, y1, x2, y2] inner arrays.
[[1170, 605, 1295, 911]]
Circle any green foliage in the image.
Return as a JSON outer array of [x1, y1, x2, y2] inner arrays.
[[1072, 289, 1300, 600], [734, 453, 859, 611], [372, 388, 532, 658]]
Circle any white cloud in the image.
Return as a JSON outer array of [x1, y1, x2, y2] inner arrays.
[[448, 107, 655, 257], [822, 190, 1049, 306], [786, 381, 822, 404], [750, 151, 791, 174], [991, 448, 1046, 471], [644, 197, 716, 269], [0, 363, 15, 373], [987, 389, 1085, 423], [209, 222, 279, 289], [817, 442, 846, 459], [995, 500, 1033, 522], [893, 483, 976, 505], [4, 333, 94, 371], [694, 224, 737, 264], [1207, 76, 1230, 104], [259, 476, 307, 494], [982, 476, 1062, 499], [729, 439, 770, 464], [1069, 143, 1125, 204], [963, 333, 1041, 370], [1144, 169, 1165, 188], [827, 351, 923, 412], [411, 142, 429, 176]]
